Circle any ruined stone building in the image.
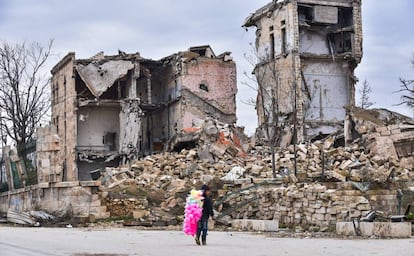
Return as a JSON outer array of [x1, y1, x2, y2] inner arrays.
[[42, 46, 236, 182], [243, 0, 363, 144]]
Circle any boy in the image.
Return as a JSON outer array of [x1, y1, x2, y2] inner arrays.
[[195, 184, 214, 246]]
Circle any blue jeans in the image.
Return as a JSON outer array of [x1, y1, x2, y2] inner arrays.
[[197, 218, 209, 239]]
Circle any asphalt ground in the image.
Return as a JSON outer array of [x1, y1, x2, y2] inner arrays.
[[0, 227, 413, 256]]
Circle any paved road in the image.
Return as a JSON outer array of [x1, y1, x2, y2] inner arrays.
[[0, 227, 413, 256]]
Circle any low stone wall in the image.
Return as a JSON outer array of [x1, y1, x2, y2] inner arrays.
[[219, 182, 405, 231], [103, 196, 149, 219], [0, 179, 410, 231], [0, 181, 108, 219]]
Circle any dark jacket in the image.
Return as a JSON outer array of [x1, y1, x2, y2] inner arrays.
[[202, 194, 214, 220]]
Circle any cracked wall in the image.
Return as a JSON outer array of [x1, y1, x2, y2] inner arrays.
[[181, 57, 237, 127]]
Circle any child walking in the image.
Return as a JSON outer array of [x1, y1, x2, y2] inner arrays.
[[195, 184, 214, 246]]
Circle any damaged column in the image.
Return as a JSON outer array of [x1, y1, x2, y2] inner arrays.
[[119, 100, 143, 162]]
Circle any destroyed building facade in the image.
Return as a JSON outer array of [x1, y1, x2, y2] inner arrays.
[[45, 46, 237, 182], [244, 0, 363, 144]]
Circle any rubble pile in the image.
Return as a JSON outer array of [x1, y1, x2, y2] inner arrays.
[[99, 149, 238, 225], [269, 138, 413, 184], [97, 110, 414, 229]]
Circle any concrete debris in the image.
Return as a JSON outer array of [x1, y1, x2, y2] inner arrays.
[[30, 211, 55, 221], [7, 209, 37, 226], [76, 60, 134, 98], [221, 166, 246, 182], [94, 110, 414, 230]]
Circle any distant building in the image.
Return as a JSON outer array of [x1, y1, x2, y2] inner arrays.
[[243, 0, 363, 145], [40, 46, 236, 182]]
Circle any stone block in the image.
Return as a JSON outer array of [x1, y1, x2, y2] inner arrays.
[[339, 160, 353, 170], [336, 222, 412, 238], [208, 220, 215, 230], [332, 171, 346, 182], [232, 219, 279, 232], [88, 200, 102, 207], [293, 202, 303, 208], [53, 181, 80, 188], [233, 178, 252, 185], [312, 213, 325, 221], [133, 210, 150, 219], [357, 204, 371, 211], [316, 207, 326, 214], [38, 182, 50, 188], [306, 208, 315, 214], [96, 211, 111, 219], [380, 130, 391, 136], [80, 180, 101, 187], [210, 141, 228, 157], [390, 129, 401, 135], [375, 126, 388, 133]]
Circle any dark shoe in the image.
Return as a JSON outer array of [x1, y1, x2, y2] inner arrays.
[[202, 235, 207, 245], [195, 236, 201, 245]]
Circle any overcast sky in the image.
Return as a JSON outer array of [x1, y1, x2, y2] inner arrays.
[[1, 0, 413, 135]]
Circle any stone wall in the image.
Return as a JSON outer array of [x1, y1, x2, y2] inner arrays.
[[36, 126, 62, 183], [50, 52, 78, 181], [219, 183, 402, 231], [182, 58, 237, 117], [0, 181, 108, 220]]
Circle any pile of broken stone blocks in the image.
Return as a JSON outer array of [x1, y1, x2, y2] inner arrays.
[[95, 115, 414, 230]]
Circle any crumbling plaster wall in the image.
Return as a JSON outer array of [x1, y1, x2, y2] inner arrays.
[[255, 56, 296, 124], [180, 58, 237, 128], [302, 59, 353, 136], [119, 99, 143, 156], [77, 106, 120, 151], [254, 3, 297, 58], [300, 31, 331, 55], [51, 53, 78, 181]]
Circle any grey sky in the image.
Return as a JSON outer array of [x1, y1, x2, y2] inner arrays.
[[1, 0, 413, 134]]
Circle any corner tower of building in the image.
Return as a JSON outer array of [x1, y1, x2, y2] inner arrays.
[[244, 0, 362, 144]]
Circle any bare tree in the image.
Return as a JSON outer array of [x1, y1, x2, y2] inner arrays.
[[0, 40, 53, 149], [242, 45, 283, 178], [397, 57, 414, 112], [358, 80, 375, 109]]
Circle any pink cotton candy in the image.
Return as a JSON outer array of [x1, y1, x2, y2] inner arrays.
[[183, 189, 204, 236]]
